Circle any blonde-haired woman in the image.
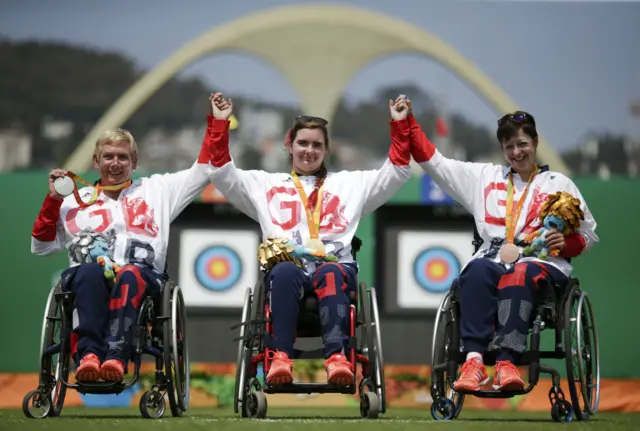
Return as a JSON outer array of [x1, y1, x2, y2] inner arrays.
[[31, 122, 215, 382]]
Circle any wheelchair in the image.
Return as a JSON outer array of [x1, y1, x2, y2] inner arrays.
[[22, 271, 190, 420], [231, 236, 386, 419], [429, 232, 600, 423]]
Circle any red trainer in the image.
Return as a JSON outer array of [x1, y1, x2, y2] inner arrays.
[[266, 351, 294, 386], [453, 357, 489, 392], [493, 360, 525, 391], [325, 353, 354, 387], [75, 353, 100, 382], [99, 359, 125, 382]]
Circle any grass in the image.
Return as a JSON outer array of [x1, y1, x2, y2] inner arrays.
[[2, 407, 640, 431]]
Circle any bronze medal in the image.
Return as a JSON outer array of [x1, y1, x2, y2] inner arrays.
[[499, 243, 520, 264]]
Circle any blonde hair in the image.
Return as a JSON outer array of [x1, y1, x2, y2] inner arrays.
[[94, 128, 138, 160]]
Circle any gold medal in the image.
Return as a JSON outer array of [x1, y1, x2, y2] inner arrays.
[[291, 170, 326, 258], [502, 166, 539, 264], [305, 238, 326, 253], [499, 243, 520, 264]]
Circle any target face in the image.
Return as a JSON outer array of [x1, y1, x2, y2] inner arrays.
[[412, 247, 461, 293], [194, 245, 242, 292]]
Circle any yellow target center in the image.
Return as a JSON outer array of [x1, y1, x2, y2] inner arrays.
[[426, 259, 448, 280], [209, 260, 228, 277]]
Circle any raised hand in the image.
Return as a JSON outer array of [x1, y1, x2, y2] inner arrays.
[[398, 94, 413, 117], [209, 92, 233, 120], [389, 95, 410, 121], [48, 169, 68, 200]]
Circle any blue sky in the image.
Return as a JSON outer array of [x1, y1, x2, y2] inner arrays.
[[1, 0, 638, 151]]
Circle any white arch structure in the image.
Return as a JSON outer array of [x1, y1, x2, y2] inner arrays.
[[64, 4, 568, 174]]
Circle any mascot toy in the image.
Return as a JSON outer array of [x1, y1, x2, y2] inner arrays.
[[523, 191, 584, 260], [67, 229, 120, 284], [257, 236, 338, 271]]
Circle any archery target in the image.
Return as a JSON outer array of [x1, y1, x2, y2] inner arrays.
[[194, 245, 242, 292], [412, 247, 461, 294], [179, 229, 259, 308], [397, 230, 474, 310]]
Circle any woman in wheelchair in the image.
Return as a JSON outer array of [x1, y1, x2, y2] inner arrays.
[[31, 122, 214, 383], [403, 97, 599, 393], [206, 92, 412, 387]]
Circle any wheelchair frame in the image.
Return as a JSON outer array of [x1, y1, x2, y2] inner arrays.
[[22, 275, 190, 420], [429, 230, 600, 423], [232, 236, 386, 419]]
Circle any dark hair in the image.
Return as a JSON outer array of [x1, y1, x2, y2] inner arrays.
[[286, 119, 330, 209], [496, 111, 538, 144], [288, 121, 329, 149]]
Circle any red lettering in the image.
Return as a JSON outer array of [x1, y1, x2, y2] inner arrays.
[[122, 197, 159, 237], [88, 209, 111, 232], [265, 187, 350, 234], [319, 192, 348, 234], [65, 201, 113, 235], [266, 186, 301, 231], [483, 182, 549, 237], [484, 182, 507, 226]]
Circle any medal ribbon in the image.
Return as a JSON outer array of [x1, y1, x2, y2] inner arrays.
[[290, 171, 323, 239], [504, 166, 539, 244], [66, 171, 132, 208]]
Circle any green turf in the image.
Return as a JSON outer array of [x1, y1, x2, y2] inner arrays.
[[2, 407, 640, 431]]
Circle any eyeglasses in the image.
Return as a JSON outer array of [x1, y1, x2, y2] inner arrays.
[[497, 112, 531, 126], [294, 115, 328, 126]]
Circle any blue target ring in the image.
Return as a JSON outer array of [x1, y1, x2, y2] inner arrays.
[[412, 247, 461, 293], [193, 245, 242, 292]]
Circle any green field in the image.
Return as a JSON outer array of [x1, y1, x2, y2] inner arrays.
[[2, 407, 640, 431]]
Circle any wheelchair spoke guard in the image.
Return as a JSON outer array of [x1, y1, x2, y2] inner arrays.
[[24, 284, 69, 419], [564, 283, 600, 421], [358, 282, 386, 414], [430, 291, 465, 419], [162, 281, 189, 417]]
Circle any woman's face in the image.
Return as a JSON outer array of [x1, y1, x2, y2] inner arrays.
[[290, 128, 326, 174], [502, 128, 537, 175], [93, 141, 136, 185]]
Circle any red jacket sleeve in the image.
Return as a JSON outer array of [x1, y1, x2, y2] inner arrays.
[[32, 194, 63, 242], [388, 118, 411, 165], [408, 114, 437, 163], [197, 114, 231, 167], [560, 232, 587, 258]]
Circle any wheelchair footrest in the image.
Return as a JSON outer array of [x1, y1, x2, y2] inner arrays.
[[263, 382, 356, 395], [456, 387, 530, 398], [73, 382, 129, 395]]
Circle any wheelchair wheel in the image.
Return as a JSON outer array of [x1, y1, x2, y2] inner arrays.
[[245, 386, 267, 419], [234, 286, 253, 415], [564, 283, 600, 421], [360, 391, 380, 419], [162, 281, 189, 417], [139, 389, 166, 419], [238, 278, 266, 418], [22, 390, 51, 419], [358, 282, 386, 414], [24, 285, 70, 419], [430, 292, 464, 419]]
